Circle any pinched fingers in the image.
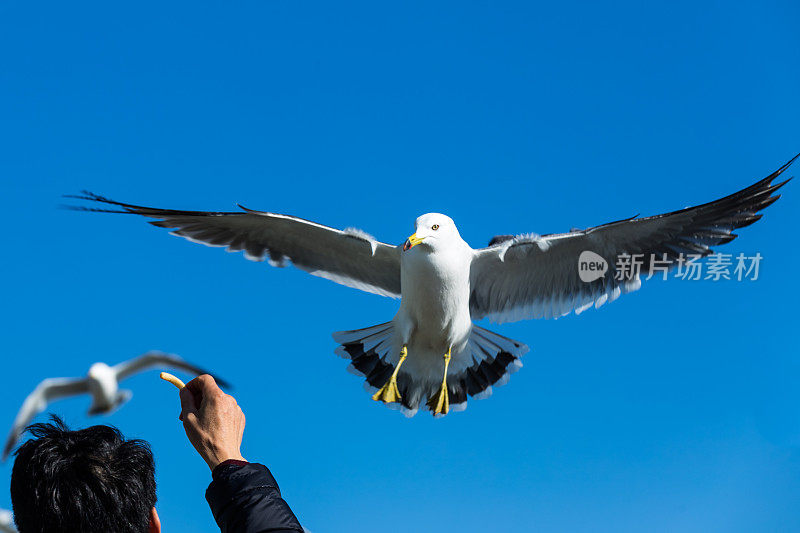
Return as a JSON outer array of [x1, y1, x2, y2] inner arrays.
[[181, 410, 200, 432], [185, 374, 222, 398], [179, 386, 199, 421]]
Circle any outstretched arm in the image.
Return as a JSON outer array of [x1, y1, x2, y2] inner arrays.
[[179, 375, 303, 533]]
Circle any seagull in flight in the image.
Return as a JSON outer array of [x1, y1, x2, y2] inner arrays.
[[3, 351, 229, 460], [0, 509, 16, 533], [68, 154, 795, 416]]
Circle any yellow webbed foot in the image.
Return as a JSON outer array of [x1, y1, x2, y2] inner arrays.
[[427, 384, 449, 416], [372, 345, 408, 404], [372, 378, 402, 404], [427, 347, 452, 416]]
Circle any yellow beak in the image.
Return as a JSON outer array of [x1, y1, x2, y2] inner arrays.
[[403, 233, 425, 251]]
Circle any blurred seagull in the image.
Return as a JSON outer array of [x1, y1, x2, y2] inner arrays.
[[0, 509, 16, 533], [3, 351, 229, 460], [68, 154, 796, 417]]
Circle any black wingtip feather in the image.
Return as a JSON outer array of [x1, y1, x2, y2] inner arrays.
[[63, 191, 148, 214], [732, 213, 764, 229], [776, 152, 800, 175], [770, 176, 792, 192], [754, 194, 781, 211], [60, 204, 132, 214], [64, 191, 243, 219]]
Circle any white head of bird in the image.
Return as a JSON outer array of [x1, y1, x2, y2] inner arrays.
[[403, 213, 463, 253], [87, 362, 130, 414]]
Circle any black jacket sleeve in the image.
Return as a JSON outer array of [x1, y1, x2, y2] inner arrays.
[[205, 461, 304, 533]]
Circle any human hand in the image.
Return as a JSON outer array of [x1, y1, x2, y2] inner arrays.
[[179, 374, 246, 471]]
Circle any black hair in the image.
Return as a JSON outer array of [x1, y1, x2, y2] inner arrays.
[[10, 415, 157, 533]]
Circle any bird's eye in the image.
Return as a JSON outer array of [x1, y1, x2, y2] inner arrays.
[[432, 224, 439, 230]]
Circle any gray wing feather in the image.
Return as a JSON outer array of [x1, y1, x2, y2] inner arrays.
[[67, 194, 402, 298], [3, 378, 90, 460], [113, 351, 231, 389], [470, 154, 796, 324]]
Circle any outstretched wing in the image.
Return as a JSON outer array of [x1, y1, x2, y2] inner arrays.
[[469, 154, 796, 324], [3, 378, 89, 460], [113, 351, 231, 389], [67, 193, 402, 298]]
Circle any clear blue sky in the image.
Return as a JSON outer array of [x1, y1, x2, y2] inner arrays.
[[1, 1, 799, 532]]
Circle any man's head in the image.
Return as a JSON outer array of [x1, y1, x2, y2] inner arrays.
[[10, 416, 159, 533]]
